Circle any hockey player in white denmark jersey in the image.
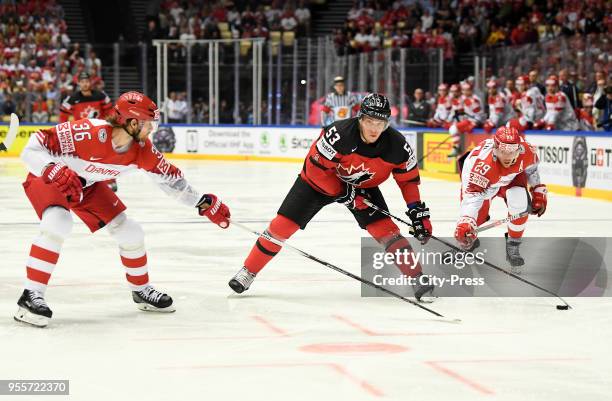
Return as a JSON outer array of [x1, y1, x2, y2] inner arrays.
[[541, 75, 579, 131], [483, 79, 515, 133], [508, 75, 545, 133], [454, 126, 547, 270], [448, 81, 485, 157], [15, 91, 231, 327]]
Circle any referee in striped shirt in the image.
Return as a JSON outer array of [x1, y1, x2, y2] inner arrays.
[[320, 76, 360, 126]]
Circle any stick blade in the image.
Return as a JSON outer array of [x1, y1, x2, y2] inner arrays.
[[1, 113, 19, 152]]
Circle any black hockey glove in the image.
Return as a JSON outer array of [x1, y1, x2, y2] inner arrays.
[[335, 184, 369, 210], [406, 201, 432, 244]]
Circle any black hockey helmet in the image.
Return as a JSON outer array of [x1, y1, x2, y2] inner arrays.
[[359, 93, 391, 122]]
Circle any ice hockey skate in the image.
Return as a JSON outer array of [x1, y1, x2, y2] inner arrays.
[[229, 267, 256, 294], [14, 289, 53, 327], [132, 285, 175, 312]]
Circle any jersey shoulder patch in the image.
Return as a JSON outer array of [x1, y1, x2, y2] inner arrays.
[[316, 118, 357, 160]]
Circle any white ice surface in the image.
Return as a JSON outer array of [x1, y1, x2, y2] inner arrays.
[[1, 158, 611, 401]]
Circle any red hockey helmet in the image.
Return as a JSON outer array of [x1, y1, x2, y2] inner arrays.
[[493, 126, 521, 167], [113, 91, 160, 126]]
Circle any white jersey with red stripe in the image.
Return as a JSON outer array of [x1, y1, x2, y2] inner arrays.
[[460, 94, 485, 125], [543, 91, 579, 131], [460, 137, 540, 220], [487, 93, 515, 127], [432, 95, 451, 124], [20, 118, 203, 207], [517, 86, 546, 126]]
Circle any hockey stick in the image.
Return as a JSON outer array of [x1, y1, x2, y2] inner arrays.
[[476, 209, 530, 233], [401, 119, 427, 126], [0, 113, 20, 152], [230, 219, 461, 322], [362, 200, 572, 310]]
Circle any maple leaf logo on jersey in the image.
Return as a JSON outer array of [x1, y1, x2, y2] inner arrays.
[[336, 163, 375, 185], [80, 105, 98, 119]]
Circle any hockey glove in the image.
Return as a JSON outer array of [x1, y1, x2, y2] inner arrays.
[[406, 201, 432, 244], [530, 184, 547, 217], [335, 184, 369, 210], [454, 216, 477, 250], [197, 194, 231, 229], [42, 162, 83, 202]]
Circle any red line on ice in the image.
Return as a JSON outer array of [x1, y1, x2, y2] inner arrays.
[[251, 315, 290, 337], [158, 362, 384, 397]]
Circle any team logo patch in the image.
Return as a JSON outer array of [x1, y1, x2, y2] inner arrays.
[[468, 172, 489, 189], [337, 107, 349, 119], [98, 128, 107, 143], [337, 163, 375, 185]]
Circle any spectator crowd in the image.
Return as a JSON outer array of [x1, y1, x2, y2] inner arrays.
[[403, 67, 611, 134], [0, 0, 107, 123], [334, 0, 611, 57]]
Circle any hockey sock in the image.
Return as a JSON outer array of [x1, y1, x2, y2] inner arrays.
[[449, 124, 461, 147], [366, 218, 422, 277], [244, 214, 299, 274], [108, 214, 149, 291], [25, 207, 73, 294], [506, 187, 529, 239], [507, 214, 528, 239]]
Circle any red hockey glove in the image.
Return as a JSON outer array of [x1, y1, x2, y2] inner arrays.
[[406, 202, 432, 244], [454, 216, 477, 250], [483, 121, 495, 133], [42, 163, 83, 202], [530, 184, 547, 217], [335, 184, 369, 210], [197, 194, 231, 228]]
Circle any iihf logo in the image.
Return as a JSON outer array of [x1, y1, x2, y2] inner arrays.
[[336, 163, 375, 185]]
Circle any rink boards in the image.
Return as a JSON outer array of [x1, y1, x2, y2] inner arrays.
[[1, 123, 610, 201]]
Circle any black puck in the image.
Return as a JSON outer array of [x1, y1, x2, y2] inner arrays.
[[556, 305, 569, 310]]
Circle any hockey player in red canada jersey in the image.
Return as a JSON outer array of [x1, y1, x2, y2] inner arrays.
[[541, 75, 579, 131], [229, 94, 435, 301], [483, 79, 515, 133], [454, 126, 547, 269], [427, 83, 451, 128], [14, 92, 231, 327], [448, 81, 485, 157], [508, 75, 546, 133], [59, 72, 112, 123]]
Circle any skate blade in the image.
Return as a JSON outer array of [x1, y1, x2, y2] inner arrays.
[[228, 280, 247, 294], [417, 295, 437, 304], [136, 303, 176, 313], [14, 307, 49, 327]]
